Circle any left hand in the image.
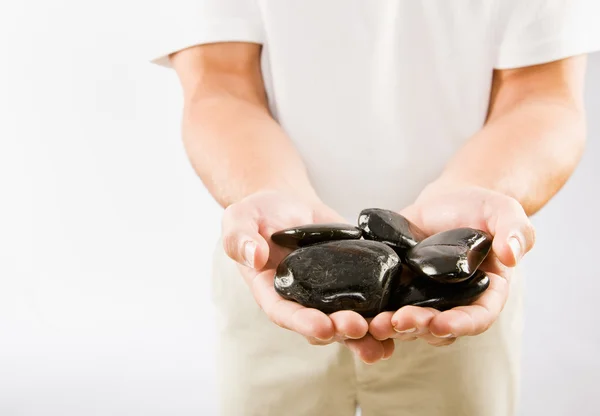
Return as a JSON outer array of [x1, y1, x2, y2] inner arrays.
[[368, 183, 536, 347], [222, 190, 393, 363]]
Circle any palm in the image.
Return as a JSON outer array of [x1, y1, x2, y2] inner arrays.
[[226, 191, 394, 362], [369, 187, 534, 346]]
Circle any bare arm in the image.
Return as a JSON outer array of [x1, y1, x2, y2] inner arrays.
[[170, 43, 319, 208], [368, 56, 590, 343], [428, 56, 587, 215], [170, 43, 388, 362]]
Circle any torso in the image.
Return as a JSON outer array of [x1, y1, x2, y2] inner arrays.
[[257, 0, 501, 220]]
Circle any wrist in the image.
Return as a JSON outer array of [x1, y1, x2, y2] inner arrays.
[[245, 184, 323, 206], [416, 176, 479, 203], [416, 175, 525, 211]]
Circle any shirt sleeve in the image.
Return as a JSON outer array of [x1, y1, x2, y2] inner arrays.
[[149, 0, 264, 68], [495, 0, 600, 69]]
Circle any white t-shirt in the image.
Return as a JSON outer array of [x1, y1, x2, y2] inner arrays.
[[151, 0, 600, 221]]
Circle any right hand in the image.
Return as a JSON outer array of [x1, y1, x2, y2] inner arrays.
[[222, 190, 395, 364]]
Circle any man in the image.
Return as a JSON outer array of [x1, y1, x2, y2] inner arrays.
[[152, 1, 600, 415]]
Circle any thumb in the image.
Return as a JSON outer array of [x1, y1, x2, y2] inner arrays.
[[221, 203, 270, 269], [487, 196, 536, 267]]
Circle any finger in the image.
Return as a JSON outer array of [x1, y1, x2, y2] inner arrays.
[[344, 334, 385, 364], [412, 328, 455, 344], [368, 312, 397, 341], [426, 337, 457, 347], [479, 253, 510, 279], [381, 338, 395, 360], [305, 336, 335, 346], [429, 272, 509, 337], [330, 311, 369, 340], [391, 306, 439, 336], [222, 203, 270, 269], [485, 196, 536, 267], [369, 312, 419, 341], [251, 269, 335, 341]]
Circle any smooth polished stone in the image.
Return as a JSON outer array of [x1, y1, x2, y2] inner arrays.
[[386, 269, 490, 311], [405, 228, 492, 283], [274, 240, 401, 317], [358, 208, 427, 255], [271, 223, 362, 249]]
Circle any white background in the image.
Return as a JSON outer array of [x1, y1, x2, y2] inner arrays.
[[1, 1, 599, 415]]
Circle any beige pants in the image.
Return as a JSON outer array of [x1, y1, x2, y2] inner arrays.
[[210, 241, 524, 416]]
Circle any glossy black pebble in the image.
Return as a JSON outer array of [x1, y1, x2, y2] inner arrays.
[[271, 223, 362, 249], [386, 269, 490, 311], [358, 208, 427, 255], [405, 228, 492, 283], [274, 240, 401, 317]]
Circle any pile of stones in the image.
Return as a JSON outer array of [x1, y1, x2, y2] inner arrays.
[[271, 208, 491, 317]]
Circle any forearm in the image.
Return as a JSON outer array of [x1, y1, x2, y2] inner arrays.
[[171, 44, 318, 208], [182, 92, 318, 207], [424, 57, 588, 216], [433, 99, 585, 215]]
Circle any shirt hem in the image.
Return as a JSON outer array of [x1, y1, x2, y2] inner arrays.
[[149, 18, 264, 68], [495, 36, 600, 69]]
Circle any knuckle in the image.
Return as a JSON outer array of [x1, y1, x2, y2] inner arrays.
[[479, 321, 493, 334], [270, 307, 294, 332], [270, 315, 286, 330], [416, 314, 433, 327], [255, 301, 265, 313], [484, 318, 493, 331], [470, 321, 489, 336]]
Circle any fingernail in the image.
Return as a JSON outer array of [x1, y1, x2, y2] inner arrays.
[[432, 332, 454, 339], [508, 236, 522, 263], [243, 241, 256, 268], [394, 327, 416, 334], [381, 355, 391, 361], [316, 335, 333, 342]]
